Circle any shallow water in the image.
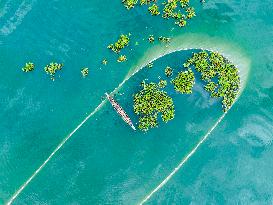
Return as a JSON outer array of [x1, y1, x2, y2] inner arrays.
[[0, 0, 272, 204]]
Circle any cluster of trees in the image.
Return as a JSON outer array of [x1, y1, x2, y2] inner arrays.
[[147, 34, 171, 44], [122, 0, 157, 9], [133, 60, 196, 131], [163, 0, 196, 27], [146, 62, 154, 68], [183, 50, 240, 112], [117, 55, 127, 62], [158, 36, 171, 43], [81, 68, 89, 77], [122, 0, 199, 28], [108, 34, 130, 63], [22, 62, 93, 80], [102, 59, 108, 65], [133, 81, 175, 131], [122, 0, 138, 9], [148, 35, 155, 43], [107, 34, 130, 53], [133, 50, 240, 131], [44, 63, 64, 81], [171, 68, 195, 94], [148, 4, 160, 15], [165, 66, 173, 77], [158, 79, 167, 88], [22, 62, 35, 72], [140, 0, 157, 5]]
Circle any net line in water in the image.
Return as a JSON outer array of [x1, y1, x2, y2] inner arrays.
[[137, 35, 250, 204], [6, 100, 106, 205], [139, 82, 248, 204], [5, 52, 149, 205], [6, 35, 250, 204], [139, 111, 228, 205]]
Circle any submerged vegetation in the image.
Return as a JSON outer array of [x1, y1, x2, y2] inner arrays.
[[184, 50, 240, 112], [121, 0, 200, 28], [171, 68, 195, 94], [22, 62, 35, 72], [44, 62, 63, 81], [133, 81, 175, 131]]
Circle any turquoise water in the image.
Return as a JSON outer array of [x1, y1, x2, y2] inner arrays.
[[0, 0, 272, 204]]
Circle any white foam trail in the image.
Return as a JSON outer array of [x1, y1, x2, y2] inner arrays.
[[139, 112, 227, 205], [0, 0, 12, 19], [6, 100, 106, 205], [1, 0, 36, 36]]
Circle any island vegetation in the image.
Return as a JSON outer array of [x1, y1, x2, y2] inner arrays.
[[158, 36, 171, 43], [183, 50, 240, 112], [102, 59, 108, 65], [175, 18, 187, 27], [108, 34, 130, 62], [186, 7, 196, 19], [81, 68, 89, 77], [158, 79, 167, 88], [21, 27, 238, 133], [133, 81, 175, 131], [132, 49, 240, 131], [146, 62, 154, 68], [148, 4, 160, 16], [121, 0, 199, 28], [140, 0, 156, 5], [44, 62, 63, 81], [107, 34, 130, 54], [22, 62, 35, 72], [171, 68, 195, 94], [148, 35, 155, 43], [117, 55, 127, 62], [122, 0, 138, 9], [165, 66, 173, 77]]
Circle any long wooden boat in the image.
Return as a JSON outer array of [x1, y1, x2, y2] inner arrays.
[[105, 93, 136, 131]]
